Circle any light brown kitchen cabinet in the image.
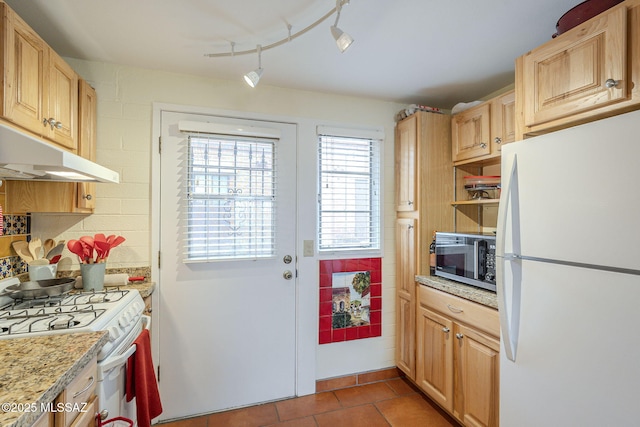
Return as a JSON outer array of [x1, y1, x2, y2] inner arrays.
[[417, 285, 500, 427], [452, 103, 491, 164], [5, 80, 97, 214], [490, 91, 515, 153], [76, 79, 97, 211], [450, 90, 512, 233], [54, 357, 98, 427], [395, 114, 417, 212], [516, 0, 640, 137], [452, 90, 515, 165], [32, 411, 53, 427], [1, 2, 78, 151], [394, 111, 453, 380], [395, 218, 416, 378]]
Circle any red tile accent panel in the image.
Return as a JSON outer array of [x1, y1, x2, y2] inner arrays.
[[318, 258, 382, 344]]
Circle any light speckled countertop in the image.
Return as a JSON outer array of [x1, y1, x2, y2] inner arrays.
[[0, 332, 109, 427], [416, 275, 498, 309], [0, 279, 157, 427]]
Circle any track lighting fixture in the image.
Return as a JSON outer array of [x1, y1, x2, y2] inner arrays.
[[205, 1, 355, 85], [243, 45, 263, 87], [331, 0, 353, 53]]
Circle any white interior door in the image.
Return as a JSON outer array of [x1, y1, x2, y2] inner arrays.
[[156, 110, 297, 421]]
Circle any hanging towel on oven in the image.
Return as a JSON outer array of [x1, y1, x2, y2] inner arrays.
[[126, 329, 163, 427]]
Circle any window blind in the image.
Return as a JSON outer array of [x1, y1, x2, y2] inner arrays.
[[317, 133, 381, 251], [183, 133, 277, 261]]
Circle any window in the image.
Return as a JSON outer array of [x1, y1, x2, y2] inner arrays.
[[185, 134, 277, 261], [317, 129, 382, 252]]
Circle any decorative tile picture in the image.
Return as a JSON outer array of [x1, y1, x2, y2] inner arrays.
[[319, 258, 382, 344]]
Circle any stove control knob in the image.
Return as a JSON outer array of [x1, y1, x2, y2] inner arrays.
[[108, 326, 120, 341], [119, 315, 128, 328]]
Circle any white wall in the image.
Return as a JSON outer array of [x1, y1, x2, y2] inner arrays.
[[33, 59, 403, 383]]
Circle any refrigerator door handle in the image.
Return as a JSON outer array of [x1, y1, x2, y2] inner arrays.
[[497, 153, 522, 362]]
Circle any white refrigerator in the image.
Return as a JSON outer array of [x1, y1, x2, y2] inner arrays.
[[497, 109, 640, 426]]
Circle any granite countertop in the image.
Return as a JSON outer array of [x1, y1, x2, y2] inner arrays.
[[0, 332, 109, 427], [125, 281, 155, 299], [416, 275, 498, 309]]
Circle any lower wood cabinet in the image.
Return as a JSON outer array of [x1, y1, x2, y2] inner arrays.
[[416, 285, 500, 427], [54, 357, 98, 427]]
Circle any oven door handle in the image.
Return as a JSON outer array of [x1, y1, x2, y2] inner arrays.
[[100, 315, 152, 373]]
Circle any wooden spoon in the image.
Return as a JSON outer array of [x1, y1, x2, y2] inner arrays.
[[28, 238, 41, 260], [43, 239, 56, 257], [11, 241, 33, 262]]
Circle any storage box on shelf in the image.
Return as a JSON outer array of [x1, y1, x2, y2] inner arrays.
[[416, 285, 500, 427], [394, 111, 454, 380], [515, 0, 640, 138]]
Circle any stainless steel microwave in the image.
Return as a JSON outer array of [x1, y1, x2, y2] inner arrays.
[[435, 232, 496, 292]]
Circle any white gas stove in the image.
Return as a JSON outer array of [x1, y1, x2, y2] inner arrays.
[[0, 277, 145, 361], [0, 276, 148, 424]]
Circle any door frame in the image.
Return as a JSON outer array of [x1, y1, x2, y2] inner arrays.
[[150, 103, 318, 399]]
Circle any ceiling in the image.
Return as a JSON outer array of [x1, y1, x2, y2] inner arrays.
[[5, 0, 582, 109]]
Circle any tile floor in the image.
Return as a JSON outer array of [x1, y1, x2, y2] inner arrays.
[[156, 377, 460, 427]]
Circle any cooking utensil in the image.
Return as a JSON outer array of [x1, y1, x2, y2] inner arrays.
[[46, 242, 65, 260], [43, 239, 55, 257], [29, 259, 50, 266], [28, 238, 43, 260], [49, 255, 62, 264], [67, 240, 86, 262], [57, 256, 72, 271], [0, 278, 75, 300], [11, 241, 33, 263]]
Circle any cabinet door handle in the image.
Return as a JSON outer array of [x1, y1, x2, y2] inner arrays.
[[442, 327, 450, 333], [605, 78, 620, 88], [494, 137, 502, 144], [72, 375, 95, 398], [456, 333, 464, 340], [83, 194, 93, 200], [447, 304, 463, 313], [480, 142, 487, 149]]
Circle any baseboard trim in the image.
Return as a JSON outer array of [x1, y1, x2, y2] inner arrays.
[[316, 366, 405, 392]]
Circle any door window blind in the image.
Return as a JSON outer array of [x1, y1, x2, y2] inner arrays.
[[184, 133, 277, 261], [317, 133, 381, 251]]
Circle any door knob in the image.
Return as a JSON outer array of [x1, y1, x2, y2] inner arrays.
[[283, 270, 293, 280], [283, 255, 293, 264]]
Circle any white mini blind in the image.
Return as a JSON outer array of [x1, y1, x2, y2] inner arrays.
[[317, 132, 381, 251], [183, 132, 277, 261]]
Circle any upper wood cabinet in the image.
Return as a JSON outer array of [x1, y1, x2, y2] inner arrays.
[[5, 80, 97, 214], [516, 0, 640, 137], [452, 90, 515, 165], [395, 114, 418, 211], [452, 103, 491, 164], [76, 79, 97, 211], [1, 2, 78, 151]]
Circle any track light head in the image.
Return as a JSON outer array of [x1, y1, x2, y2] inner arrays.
[[244, 67, 263, 87], [244, 45, 263, 87], [330, 25, 353, 53], [331, 0, 353, 53]]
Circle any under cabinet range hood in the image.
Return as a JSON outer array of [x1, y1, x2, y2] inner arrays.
[[0, 122, 119, 183]]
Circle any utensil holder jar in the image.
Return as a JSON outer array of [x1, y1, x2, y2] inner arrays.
[[80, 263, 106, 291]]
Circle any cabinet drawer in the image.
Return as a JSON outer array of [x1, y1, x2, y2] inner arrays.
[[55, 357, 97, 427], [418, 285, 499, 337], [69, 395, 98, 427]]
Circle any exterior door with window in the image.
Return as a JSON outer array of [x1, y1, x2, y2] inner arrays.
[[157, 111, 297, 421]]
